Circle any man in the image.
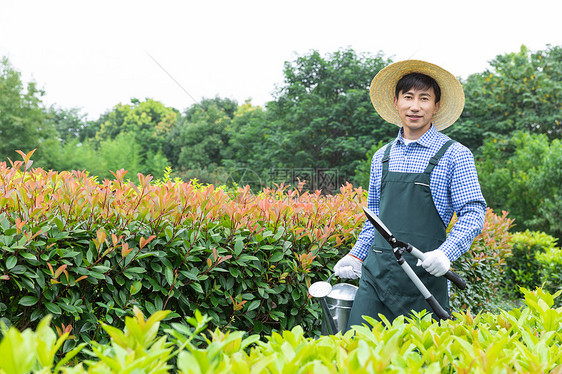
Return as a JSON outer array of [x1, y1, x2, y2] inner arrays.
[[334, 60, 486, 328]]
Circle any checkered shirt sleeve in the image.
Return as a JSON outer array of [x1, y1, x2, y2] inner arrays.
[[349, 126, 487, 262]]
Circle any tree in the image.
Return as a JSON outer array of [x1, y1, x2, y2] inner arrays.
[[168, 97, 237, 183], [447, 44, 562, 152], [221, 101, 270, 188], [533, 138, 562, 240], [42, 99, 176, 178], [476, 131, 562, 241], [352, 140, 386, 190], [45, 105, 95, 143], [95, 98, 179, 166], [266, 48, 393, 190], [0, 57, 55, 162], [183, 96, 238, 122]]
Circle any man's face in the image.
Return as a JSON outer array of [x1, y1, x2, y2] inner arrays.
[[393, 87, 440, 139]]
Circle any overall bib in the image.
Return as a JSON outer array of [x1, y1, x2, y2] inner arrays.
[[347, 140, 454, 328]]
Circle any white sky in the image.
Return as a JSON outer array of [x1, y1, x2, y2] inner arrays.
[[1, 0, 561, 120]]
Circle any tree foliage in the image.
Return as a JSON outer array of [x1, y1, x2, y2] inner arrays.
[[0, 57, 54, 163], [446, 44, 562, 150], [45, 105, 91, 143], [221, 101, 270, 187], [169, 97, 235, 171], [477, 131, 562, 241], [95, 98, 178, 161], [266, 48, 394, 187]]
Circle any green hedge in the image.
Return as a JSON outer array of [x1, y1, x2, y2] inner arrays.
[[0, 155, 519, 354], [0, 158, 365, 352]]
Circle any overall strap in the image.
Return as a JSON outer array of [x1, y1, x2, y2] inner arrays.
[[381, 142, 393, 172], [424, 140, 456, 174]]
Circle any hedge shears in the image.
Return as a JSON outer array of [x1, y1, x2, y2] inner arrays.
[[363, 207, 467, 320]]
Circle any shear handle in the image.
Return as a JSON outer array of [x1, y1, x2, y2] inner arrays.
[[406, 244, 467, 290]]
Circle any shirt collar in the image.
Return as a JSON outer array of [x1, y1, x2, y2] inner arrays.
[[396, 125, 438, 148]]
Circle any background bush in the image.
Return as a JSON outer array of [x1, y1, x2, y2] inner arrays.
[[504, 230, 559, 300], [449, 209, 514, 313], [537, 246, 562, 307]]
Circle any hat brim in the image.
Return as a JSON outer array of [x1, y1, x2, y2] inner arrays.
[[370, 60, 465, 131]]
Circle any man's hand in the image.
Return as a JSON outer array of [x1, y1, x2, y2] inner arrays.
[[419, 249, 450, 277], [334, 254, 362, 279]]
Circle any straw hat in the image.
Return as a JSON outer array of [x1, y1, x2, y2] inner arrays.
[[369, 60, 465, 131]]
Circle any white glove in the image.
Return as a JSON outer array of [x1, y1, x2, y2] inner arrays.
[[419, 249, 450, 277], [334, 254, 362, 279]]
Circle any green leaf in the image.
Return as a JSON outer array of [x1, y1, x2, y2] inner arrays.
[[20, 252, 36, 261], [30, 309, 43, 322], [35, 270, 45, 289], [0, 327, 36, 374], [291, 289, 301, 302], [53, 217, 64, 231], [190, 282, 203, 294], [160, 257, 173, 269], [21, 278, 35, 292], [145, 300, 156, 315], [130, 280, 142, 296], [88, 270, 105, 280], [45, 302, 62, 314], [246, 300, 260, 312], [238, 254, 259, 263], [180, 269, 199, 281], [10, 265, 26, 274], [165, 266, 174, 285], [136, 252, 156, 260], [234, 237, 244, 256], [154, 296, 163, 310], [91, 265, 110, 273], [151, 262, 163, 273], [19, 296, 39, 306], [225, 276, 234, 290], [59, 303, 76, 313], [123, 266, 146, 274], [269, 251, 284, 262], [273, 228, 285, 241], [61, 251, 81, 259], [6, 256, 17, 269], [115, 275, 125, 286], [0, 215, 10, 230], [85, 246, 94, 264], [54, 343, 87, 372]]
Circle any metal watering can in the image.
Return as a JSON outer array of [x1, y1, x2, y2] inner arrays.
[[308, 274, 358, 335]]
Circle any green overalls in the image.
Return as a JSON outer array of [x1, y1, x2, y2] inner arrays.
[[347, 140, 455, 328]]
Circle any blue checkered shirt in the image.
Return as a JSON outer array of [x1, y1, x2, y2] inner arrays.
[[350, 125, 486, 262]]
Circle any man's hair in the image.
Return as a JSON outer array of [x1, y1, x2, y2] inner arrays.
[[395, 73, 441, 103]]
